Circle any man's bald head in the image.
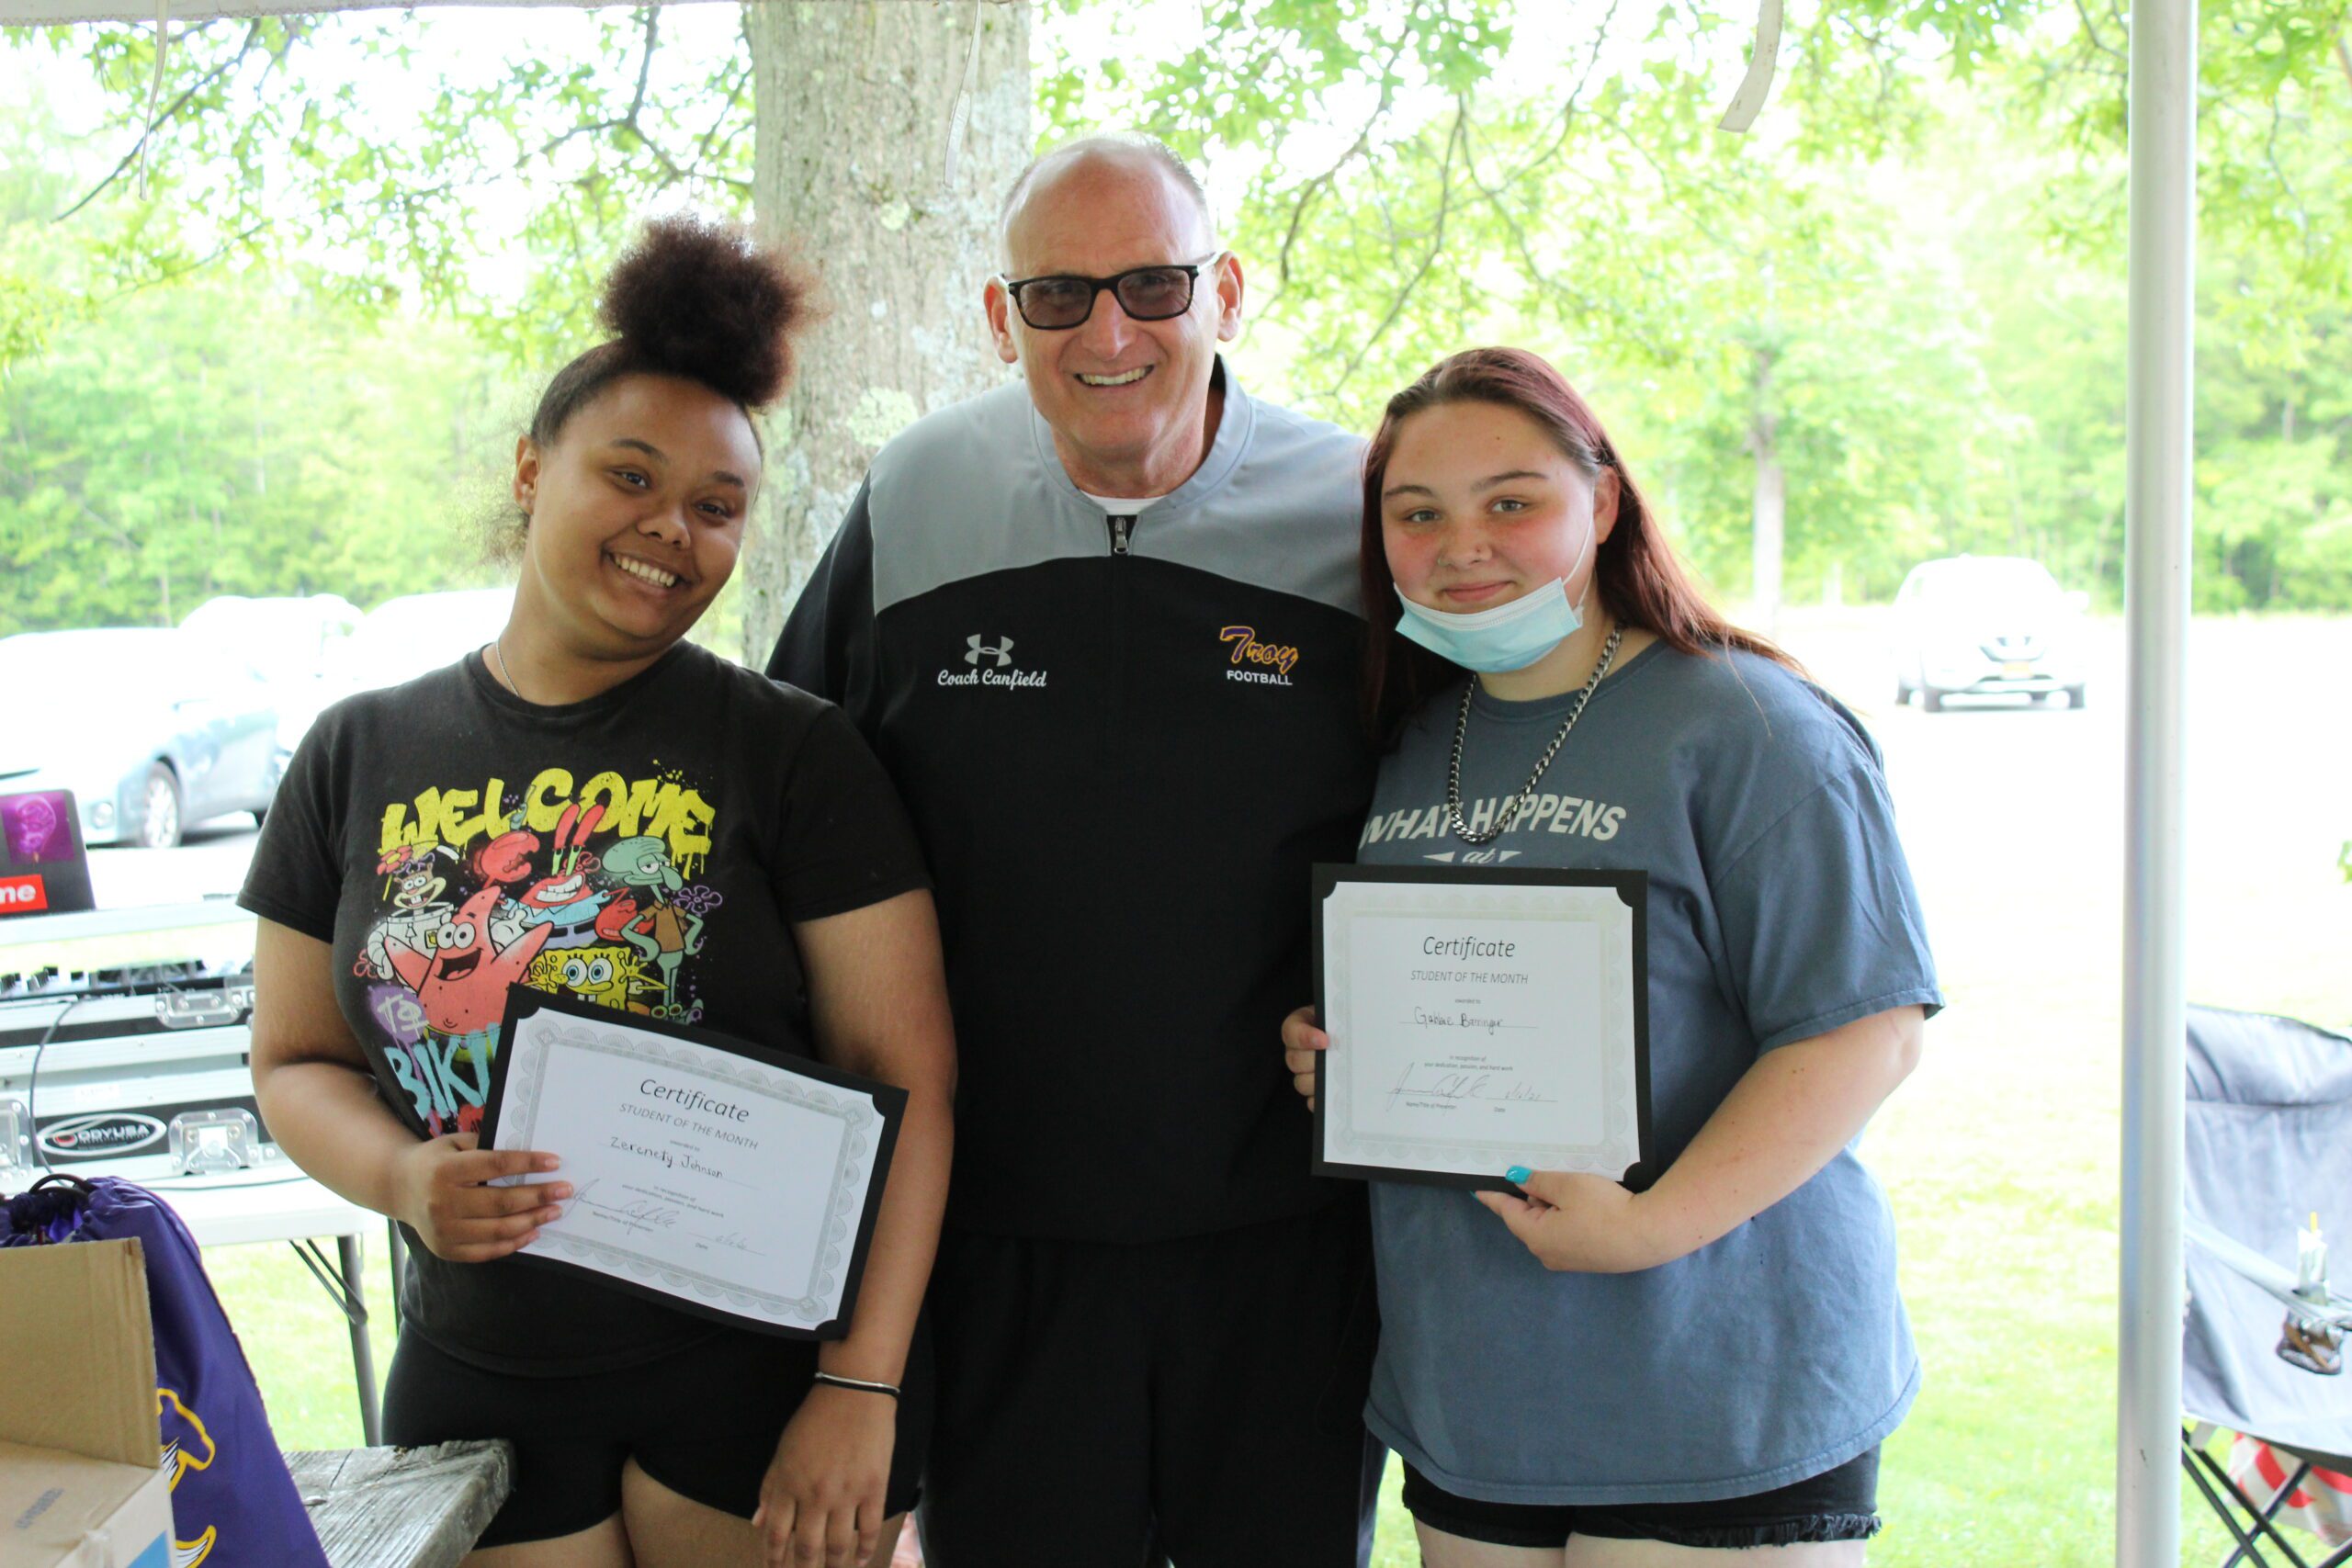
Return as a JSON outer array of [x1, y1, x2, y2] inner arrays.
[[997, 133, 1217, 267]]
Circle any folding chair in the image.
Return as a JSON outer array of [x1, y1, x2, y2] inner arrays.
[[2183, 1004, 2352, 1568]]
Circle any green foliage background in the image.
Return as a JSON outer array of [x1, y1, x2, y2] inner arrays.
[[0, 0, 2347, 633]]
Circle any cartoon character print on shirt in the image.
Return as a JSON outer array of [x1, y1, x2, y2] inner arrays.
[[599, 835, 712, 1002], [364, 844, 458, 979], [508, 804, 616, 948], [356, 764, 723, 1134]]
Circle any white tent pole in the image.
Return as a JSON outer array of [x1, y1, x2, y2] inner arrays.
[[2120, 0, 2196, 1557]]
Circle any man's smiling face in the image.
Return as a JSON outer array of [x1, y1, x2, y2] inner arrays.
[[987, 151, 1244, 497]]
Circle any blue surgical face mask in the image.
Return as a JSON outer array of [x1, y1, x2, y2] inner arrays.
[[1392, 524, 1596, 674]]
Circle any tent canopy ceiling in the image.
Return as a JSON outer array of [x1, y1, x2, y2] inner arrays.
[[2, 0, 723, 22]]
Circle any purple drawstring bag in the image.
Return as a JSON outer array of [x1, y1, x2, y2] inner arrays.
[[3, 1176, 332, 1568]]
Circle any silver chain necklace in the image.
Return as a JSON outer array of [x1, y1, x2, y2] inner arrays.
[[1446, 625, 1624, 845], [490, 635, 529, 705]]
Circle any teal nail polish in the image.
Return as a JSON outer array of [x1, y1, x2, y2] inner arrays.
[[1504, 1166, 1532, 1185]]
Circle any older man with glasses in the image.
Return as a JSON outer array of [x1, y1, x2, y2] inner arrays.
[[769, 132, 1383, 1567]]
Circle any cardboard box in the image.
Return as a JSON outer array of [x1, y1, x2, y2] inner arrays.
[[0, 1238, 171, 1568]]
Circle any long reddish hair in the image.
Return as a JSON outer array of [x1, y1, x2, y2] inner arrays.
[[1360, 347, 1796, 743]]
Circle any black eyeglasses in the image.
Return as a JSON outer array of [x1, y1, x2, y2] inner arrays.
[[998, 254, 1225, 331]]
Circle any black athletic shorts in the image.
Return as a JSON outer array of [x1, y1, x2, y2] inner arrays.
[[918, 1200, 1385, 1568], [1401, 1446, 1883, 1551], [383, 1320, 931, 1548]]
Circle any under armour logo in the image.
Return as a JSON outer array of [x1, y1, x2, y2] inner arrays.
[[966, 636, 1014, 668]]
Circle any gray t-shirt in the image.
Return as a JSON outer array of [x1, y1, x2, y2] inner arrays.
[[1358, 642, 1941, 1505]]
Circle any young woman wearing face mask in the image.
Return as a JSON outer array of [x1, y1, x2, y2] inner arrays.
[[241, 216, 954, 1568], [1281, 349, 1940, 1566]]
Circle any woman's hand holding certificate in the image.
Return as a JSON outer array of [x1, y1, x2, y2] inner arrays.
[[389, 1133, 570, 1263], [1474, 1168, 1679, 1273], [480, 988, 906, 1338]]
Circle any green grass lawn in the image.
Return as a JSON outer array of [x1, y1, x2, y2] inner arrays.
[[201, 613, 2349, 1565], [204, 1236, 399, 1450]]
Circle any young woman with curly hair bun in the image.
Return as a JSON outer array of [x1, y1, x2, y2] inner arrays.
[[242, 214, 952, 1568]]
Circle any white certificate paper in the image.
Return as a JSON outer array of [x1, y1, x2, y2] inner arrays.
[[481, 988, 905, 1338], [1313, 866, 1650, 1191]]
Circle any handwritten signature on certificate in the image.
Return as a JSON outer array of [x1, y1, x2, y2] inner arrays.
[[1385, 1059, 1558, 1111], [569, 1178, 771, 1257]]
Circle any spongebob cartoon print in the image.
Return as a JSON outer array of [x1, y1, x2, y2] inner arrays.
[[358, 763, 720, 1134], [600, 835, 717, 1002]]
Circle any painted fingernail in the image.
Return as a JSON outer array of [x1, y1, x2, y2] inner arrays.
[[1505, 1166, 1532, 1184]]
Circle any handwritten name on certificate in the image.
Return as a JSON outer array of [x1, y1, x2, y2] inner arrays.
[[1312, 867, 1651, 1192], [481, 988, 905, 1338]]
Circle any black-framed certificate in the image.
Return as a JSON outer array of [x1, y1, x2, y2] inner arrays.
[[480, 987, 906, 1339], [1311, 864, 1652, 1193]]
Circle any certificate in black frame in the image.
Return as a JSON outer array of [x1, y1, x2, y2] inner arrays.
[[1310, 863, 1654, 1195], [479, 985, 908, 1341]]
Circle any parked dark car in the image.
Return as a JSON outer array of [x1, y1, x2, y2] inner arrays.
[[0, 628, 282, 848]]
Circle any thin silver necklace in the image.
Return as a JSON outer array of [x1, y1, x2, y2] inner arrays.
[[491, 636, 529, 705], [1446, 625, 1624, 846]]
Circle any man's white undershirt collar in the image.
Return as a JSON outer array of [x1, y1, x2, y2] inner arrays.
[[1080, 491, 1165, 513]]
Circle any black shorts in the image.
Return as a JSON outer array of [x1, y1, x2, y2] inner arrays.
[[383, 1321, 931, 1548], [1401, 1447, 1883, 1551], [918, 1201, 1384, 1568]]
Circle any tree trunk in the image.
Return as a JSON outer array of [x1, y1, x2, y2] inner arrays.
[[738, 0, 1032, 663]]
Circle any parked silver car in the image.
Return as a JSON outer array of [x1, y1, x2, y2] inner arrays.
[[179, 592, 361, 754], [328, 586, 514, 697], [0, 629, 282, 848], [1892, 556, 2089, 712]]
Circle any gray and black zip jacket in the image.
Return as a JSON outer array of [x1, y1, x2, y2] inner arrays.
[[767, 363, 1379, 1242]]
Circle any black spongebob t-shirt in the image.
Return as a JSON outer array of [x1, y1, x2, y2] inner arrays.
[[239, 640, 929, 1372]]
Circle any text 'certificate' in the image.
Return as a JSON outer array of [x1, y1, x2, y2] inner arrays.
[[481, 988, 905, 1339], [1312, 866, 1651, 1192]]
